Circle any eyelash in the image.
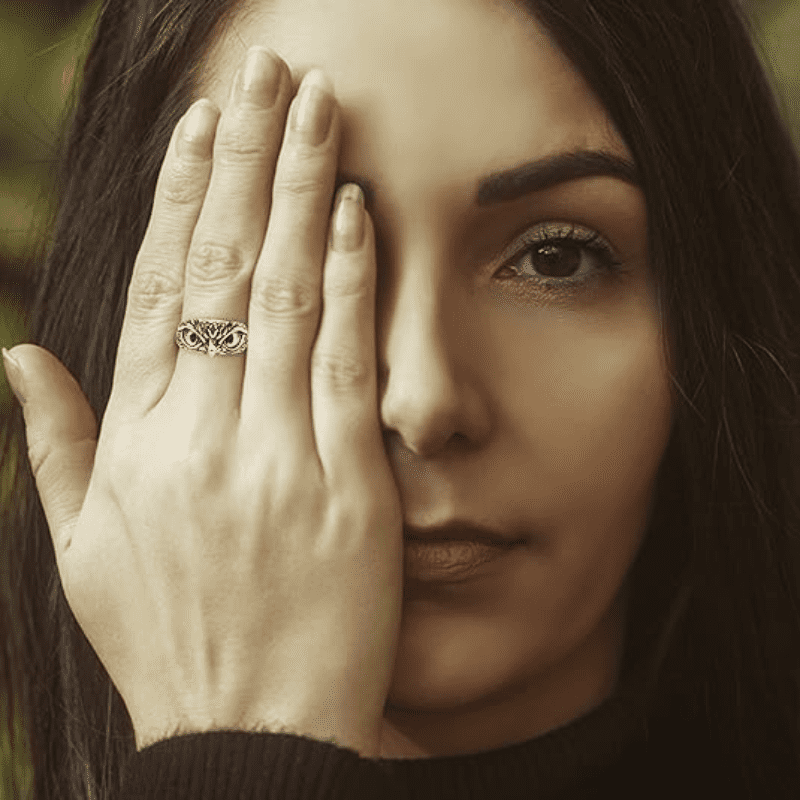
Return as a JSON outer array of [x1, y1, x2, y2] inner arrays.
[[494, 221, 626, 296]]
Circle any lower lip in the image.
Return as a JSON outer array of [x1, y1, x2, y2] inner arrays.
[[403, 537, 524, 582]]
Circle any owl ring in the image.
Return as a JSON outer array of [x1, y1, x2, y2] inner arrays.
[[175, 318, 248, 357]]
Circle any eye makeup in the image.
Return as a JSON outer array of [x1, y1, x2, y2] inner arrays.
[[491, 221, 630, 299]]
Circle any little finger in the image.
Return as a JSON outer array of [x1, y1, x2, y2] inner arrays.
[[311, 184, 382, 491]]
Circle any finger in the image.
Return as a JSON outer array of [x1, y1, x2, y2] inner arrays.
[[310, 185, 382, 492], [169, 47, 293, 417], [240, 68, 339, 452], [108, 98, 219, 422], [8, 344, 98, 559]]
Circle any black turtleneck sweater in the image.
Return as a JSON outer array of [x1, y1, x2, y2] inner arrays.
[[118, 658, 740, 800]]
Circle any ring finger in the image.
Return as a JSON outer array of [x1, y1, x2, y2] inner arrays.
[[169, 46, 292, 414]]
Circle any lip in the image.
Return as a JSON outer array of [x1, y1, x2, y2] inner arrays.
[[402, 520, 530, 547]]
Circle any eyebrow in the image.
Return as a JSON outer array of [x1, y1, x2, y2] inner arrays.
[[475, 149, 641, 205], [335, 148, 640, 211]]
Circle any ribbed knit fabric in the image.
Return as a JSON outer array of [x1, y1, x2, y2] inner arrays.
[[118, 703, 725, 800], [120, 731, 397, 800], [119, 658, 731, 799]]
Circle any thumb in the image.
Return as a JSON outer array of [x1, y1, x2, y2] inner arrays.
[[4, 344, 98, 552]]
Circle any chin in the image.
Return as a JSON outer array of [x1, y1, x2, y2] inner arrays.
[[386, 675, 474, 712], [386, 640, 521, 713], [387, 601, 538, 711]]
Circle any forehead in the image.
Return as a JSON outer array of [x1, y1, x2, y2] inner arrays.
[[200, 0, 630, 216]]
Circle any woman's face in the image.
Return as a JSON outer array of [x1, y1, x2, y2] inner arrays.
[[198, 0, 675, 757]]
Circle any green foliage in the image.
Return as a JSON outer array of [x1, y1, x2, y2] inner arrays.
[[0, 1, 101, 256], [749, 0, 800, 150], [0, 0, 101, 398], [0, 694, 32, 800]]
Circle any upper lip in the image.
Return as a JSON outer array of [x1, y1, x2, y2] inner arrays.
[[403, 520, 529, 547]]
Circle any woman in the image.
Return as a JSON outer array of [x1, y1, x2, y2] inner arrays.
[[1, 0, 799, 797]]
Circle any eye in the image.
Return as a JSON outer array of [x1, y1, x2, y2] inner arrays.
[[494, 221, 624, 293], [177, 327, 201, 347]]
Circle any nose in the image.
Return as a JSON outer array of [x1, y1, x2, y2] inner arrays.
[[378, 262, 491, 460]]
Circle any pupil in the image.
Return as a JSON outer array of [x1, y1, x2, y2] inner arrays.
[[536, 243, 581, 277]]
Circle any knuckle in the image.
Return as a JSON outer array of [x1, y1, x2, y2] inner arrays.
[[154, 424, 229, 496], [251, 275, 319, 319], [325, 266, 372, 301], [127, 264, 183, 314], [162, 159, 206, 206], [180, 445, 227, 495], [311, 348, 371, 393], [215, 118, 266, 163], [186, 241, 248, 286], [273, 162, 324, 200], [27, 437, 51, 482]]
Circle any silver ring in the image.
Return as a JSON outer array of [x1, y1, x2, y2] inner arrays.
[[175, 318, 248, 357]]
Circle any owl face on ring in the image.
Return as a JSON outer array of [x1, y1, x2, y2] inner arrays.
[[174, 319, 249, 357]]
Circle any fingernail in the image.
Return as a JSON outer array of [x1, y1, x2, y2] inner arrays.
[[331, 184, 365, 252], [292, 70, 334, 146], [178, 99, 218, 159], [239, 46, 282, 107], [2, 347, 26, 405]]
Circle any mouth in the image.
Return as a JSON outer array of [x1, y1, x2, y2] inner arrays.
[[401, 523, 530, 584], [402, 521, 530, 548]]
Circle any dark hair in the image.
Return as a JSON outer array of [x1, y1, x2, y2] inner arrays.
[[2, 0, 799, 797]]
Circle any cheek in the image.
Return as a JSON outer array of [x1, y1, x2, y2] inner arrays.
[[498, 295, 675, 524], [493, 293, 675, 627]]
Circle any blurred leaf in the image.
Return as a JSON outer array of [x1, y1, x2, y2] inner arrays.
[[746, 0, 800, 148], [17, 0, 101, 155], [761, 1, 800, 143], [0, 691, 32, 800], [0, 0, 101, 267], [0, 170, 51, 262]]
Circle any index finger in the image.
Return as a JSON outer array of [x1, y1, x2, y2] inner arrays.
[[107, 99, 220, 422]]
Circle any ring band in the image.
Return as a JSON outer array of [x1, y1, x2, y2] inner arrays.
[[175, 318, 248, 357]]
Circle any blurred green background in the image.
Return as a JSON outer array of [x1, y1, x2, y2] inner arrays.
[[0, 0, 799, 797]]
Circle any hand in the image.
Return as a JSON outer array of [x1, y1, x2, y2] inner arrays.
[[11, 46, 404, 758]]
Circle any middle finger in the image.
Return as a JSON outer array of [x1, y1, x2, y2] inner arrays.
[[240, 68, 340, 450]]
